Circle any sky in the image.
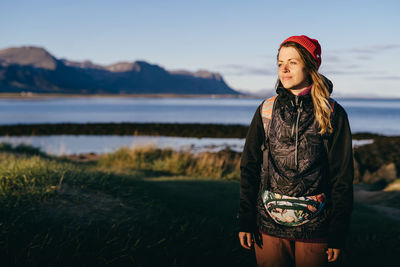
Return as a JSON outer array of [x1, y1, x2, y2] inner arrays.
[[1, 0, 400, 97]]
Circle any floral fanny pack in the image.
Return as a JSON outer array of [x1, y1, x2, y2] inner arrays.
[[262, 190, 326, 226]]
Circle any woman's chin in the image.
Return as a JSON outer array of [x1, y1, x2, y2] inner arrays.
[[283, 85, 298, 90], [281, 82, 298, 90], [284, 85, 306, 91]]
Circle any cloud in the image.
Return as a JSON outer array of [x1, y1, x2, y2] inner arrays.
[[321, 43, 400, 74], [330, 44, 400, 56], [343, 64, 362, 69], [256, 54, 277, 60], [321, 68, 399, 82], [347, 44, 400, 54], [321, 63, 363, 70], [355, 55, 373, 61], [365, 75, 400, 80], [321, 70, 373, 75], [319, 67, 384, 76], [216, 64, 275, 76], [323, 55, 343, 63], [327, 44, 400, 65]]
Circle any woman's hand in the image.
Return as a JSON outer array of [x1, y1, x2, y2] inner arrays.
[[238, 232, 253, 250], [326, 248, 340, 262]]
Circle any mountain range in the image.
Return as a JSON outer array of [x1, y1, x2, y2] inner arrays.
[[0, 46, 240, 95]]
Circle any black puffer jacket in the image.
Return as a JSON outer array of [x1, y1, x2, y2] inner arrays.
[[238, 77, 354, 249], [267, 85, 330, 197]]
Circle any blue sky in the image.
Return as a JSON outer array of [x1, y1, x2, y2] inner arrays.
[[1, 0, 400, 97]]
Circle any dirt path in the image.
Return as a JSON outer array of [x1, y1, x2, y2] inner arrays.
[[354, 184, 400, 221]]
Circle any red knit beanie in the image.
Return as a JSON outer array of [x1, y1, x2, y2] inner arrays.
[[280, 35, 322, 68]]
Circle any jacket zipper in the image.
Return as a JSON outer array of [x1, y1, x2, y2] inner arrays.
[[294, 96, 303, 170], [291, 100, 295, 137]]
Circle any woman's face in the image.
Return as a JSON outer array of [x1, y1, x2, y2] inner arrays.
[[278, 46, 310, 91]]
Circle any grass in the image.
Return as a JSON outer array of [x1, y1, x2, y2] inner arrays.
[[0, 142, 399, 266], [96, 145, 241, 179]]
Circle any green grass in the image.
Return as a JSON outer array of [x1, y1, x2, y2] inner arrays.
[[0, 142, 399, 266]]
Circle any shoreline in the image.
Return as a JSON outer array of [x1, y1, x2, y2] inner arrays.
[[1, 92, 400, 100], [0, 122, 398, 139], [0, 92, 255, 99]]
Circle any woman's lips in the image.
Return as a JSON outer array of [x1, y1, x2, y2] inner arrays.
[[282, 76, 292, 80]]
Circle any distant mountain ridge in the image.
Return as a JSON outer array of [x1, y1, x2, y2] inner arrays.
[[0, 46, 239, 95]]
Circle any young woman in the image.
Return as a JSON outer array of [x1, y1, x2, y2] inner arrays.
[[238, 35, 354, 267]]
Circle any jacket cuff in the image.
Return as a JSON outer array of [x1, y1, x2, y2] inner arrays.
[[238, 215, 257, 233], [328, 232, 346, 249]]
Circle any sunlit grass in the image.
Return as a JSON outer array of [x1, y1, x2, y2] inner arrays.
[[97, 144, 241, 179]]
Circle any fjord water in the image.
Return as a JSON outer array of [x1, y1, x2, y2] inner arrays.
[[1, 97, 400, 134], [0, 97, 398, 155]]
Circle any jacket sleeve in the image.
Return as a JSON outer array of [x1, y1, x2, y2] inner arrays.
[[238, 103, 264, 233], [327, 103, 354, 249]]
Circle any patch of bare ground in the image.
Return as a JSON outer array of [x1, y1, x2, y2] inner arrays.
[[354, 184, 400, 221], [60, 152, 103, 162], [39, 183, 130, 225]]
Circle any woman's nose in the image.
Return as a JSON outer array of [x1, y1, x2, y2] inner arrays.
[[281, 63, 289, 72]]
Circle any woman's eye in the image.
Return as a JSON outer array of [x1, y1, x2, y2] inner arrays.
[[290, 61, 297, 65]]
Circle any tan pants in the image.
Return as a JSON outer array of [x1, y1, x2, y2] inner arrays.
[[254, 232, 329, 267]]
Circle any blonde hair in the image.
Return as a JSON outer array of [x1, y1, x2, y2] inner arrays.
[[277, 42, 333, 135]]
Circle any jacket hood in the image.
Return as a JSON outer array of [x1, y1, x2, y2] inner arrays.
[[275, 74, 333, 95]]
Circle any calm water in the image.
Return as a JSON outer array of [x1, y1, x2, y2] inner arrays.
[[1, 97, 399, 134], [0, 96, 397, 155]]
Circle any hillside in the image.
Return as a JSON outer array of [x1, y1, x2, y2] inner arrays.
[[0, 46, 240, 95]]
